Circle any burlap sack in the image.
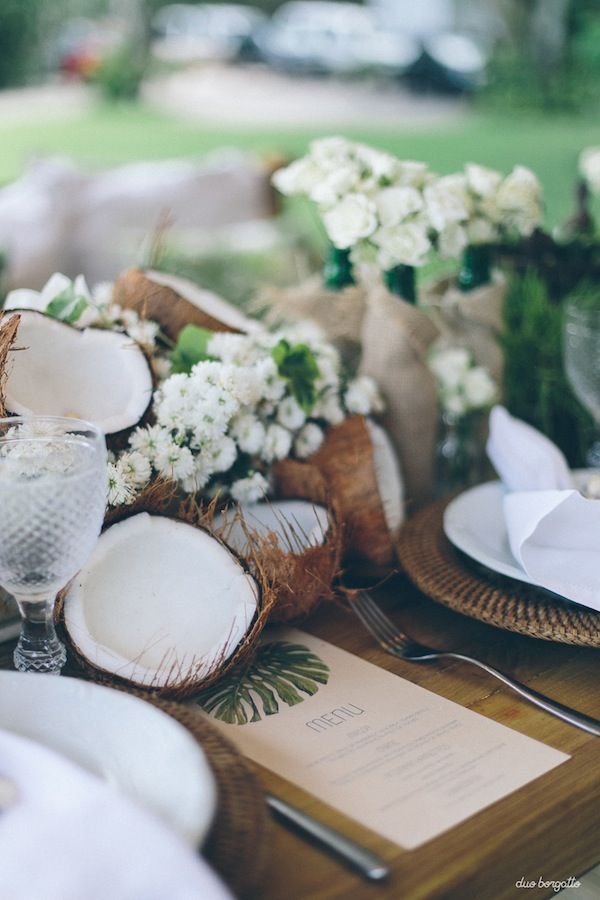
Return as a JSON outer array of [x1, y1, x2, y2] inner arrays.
[[359, 285, 440, 509], [421, 272, 507, 384], [256, 276, 367, 365]]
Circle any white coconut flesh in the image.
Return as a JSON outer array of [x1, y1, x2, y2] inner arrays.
[[146, 269, 261, 334], [4, 312, 153, 435], [215, 500, 330, 556], [366, 419, 404, 536], [63, 513, 259, 688]]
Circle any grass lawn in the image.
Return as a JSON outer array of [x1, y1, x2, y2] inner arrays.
[[1, 101, 600, 227]]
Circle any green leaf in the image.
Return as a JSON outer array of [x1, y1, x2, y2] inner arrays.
[[46, 287, 89, 324], [271, 339, 320, 413], [170, 324, 215, 374], [196, 641, 330, 724]]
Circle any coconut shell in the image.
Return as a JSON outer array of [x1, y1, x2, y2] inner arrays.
[[58, 481, 276, 700], [273, 416, 396, 569], [214, 502, 342, 624], [0, 313, 20, 417], [112, 268, 256, 342]]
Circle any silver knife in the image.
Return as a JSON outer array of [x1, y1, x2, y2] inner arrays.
[[266, 793, 389, 882]]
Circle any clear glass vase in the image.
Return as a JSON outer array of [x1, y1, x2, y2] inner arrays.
[[435, 411, 484, 496]]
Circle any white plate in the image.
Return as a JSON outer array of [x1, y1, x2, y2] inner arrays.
[[0, 672, 215, 846], [443, 474, 589, 590]]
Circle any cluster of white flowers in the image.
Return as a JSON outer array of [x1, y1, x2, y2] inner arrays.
[[4, 274, 168, 377], [428, 344, 497, 418], [273, 139, 545, 269], [110, 323, 383, 506], [106, 450, 152, 506], [579, 147, 600, 194]]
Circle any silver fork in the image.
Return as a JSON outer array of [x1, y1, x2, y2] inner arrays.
[[348, 592, 600, 737]]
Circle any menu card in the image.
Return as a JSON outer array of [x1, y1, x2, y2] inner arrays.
[[205, 628, 569, 849]]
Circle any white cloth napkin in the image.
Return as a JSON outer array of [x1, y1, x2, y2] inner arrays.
[[487, 405, 600, 611], [0, 728, 232, 900]]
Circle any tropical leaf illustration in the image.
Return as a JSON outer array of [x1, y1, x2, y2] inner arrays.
[[196, 641, 330, 725]]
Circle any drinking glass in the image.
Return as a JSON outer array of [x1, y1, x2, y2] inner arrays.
[[0, 416, 107, 675], [564, 303, 600, 467]]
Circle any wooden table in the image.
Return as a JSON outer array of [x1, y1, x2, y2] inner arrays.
[[253, 576, 600, 900]]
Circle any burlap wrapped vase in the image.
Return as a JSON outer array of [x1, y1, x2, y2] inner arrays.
[[421, 272, 507, 384], [256, 276, 367, 366], [359, 285, 440, 509]]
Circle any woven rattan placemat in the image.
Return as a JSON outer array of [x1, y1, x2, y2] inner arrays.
[[150, 697, 270, 898], [397, 498, 600, 647]]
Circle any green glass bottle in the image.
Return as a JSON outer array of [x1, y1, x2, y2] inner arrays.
[[323, 246, 355, 290], [458, 244, 492, 292], [384, 264, 416, 304]]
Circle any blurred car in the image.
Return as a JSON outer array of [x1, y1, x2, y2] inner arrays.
[[406, 32, 487, 93], [152, 4, 266, 64], [253, 1, 420, 76]]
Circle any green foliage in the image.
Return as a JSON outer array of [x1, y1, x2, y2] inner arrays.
[[0, 0, 41, 88], [502, 270, 594, 465], [169, 324, 215, 374], [45, 285, 89, 324], [272, 339, 320, 413], [91, 46, 146, 103], [197, 641, 330, 724]]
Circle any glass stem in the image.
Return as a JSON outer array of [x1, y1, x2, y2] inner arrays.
[[13, 591, 66, 675]]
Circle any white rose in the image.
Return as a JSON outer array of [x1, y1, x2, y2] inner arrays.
[[355, 143, 399, 184], [467, 216, 498, 245], [438, 223, 468, 259], [429, 346, 471, 389], [309, 163, 361, 207], [496, 165, 543, 237], [424, 174, 470, 232], [309, 136, 353, 167], [465, 163, 502, 198], [579, 147, 600, 194], [442, 390, 468, 417], [396, 160, 430, 188], [271, 157, 324, 197], [374, 186, 423, 228], [463, 366, 497, 408], [322, 193, 378, 249], [294, 422, 324, 459], [373, 222, 431, 269]]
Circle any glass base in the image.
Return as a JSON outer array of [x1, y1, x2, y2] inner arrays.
[[14, 637, 66, 675]]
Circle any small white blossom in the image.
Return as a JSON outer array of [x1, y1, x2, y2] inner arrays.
[[231, 414, 266, 456], [261, 424, 293, 463], [372, 222, 431, 269], [496, 165, 543, 237], [438, 223, 469, 259], [277, 396, 306, 430], [126, 318, 160, 347], [294, 423, 325, 459], [154, 442, 195, 481], [230, 472, 269, 503], [424, 174, 471, 232], [107, 463, 136, 506], [465, 163, 502, 198], [129, 424, 172, 460], [374, 186, 423, 228], [344, 376, 384, 416], [463, 366, 497, 407], [117, 451, 151, 489]]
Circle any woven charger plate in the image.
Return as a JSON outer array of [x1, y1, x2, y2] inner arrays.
[[397, 498, 600, 647], [149, 697, 270, 898]]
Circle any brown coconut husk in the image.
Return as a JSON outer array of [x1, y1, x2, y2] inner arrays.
[[214, 500, 342, 623], [359, 285, 439, 510], [255, 277, 367, 367], [112, 268, 257, 342], [0, 313, 20, 417], [273, 415, 396, 570], [58, 480, 276, 700], [421, 272, 507, 384]]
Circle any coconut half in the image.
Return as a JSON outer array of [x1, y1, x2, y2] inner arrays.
[[63, 512, 260, 693], [3, 311, 153, 441], [0, 314, 20, 417], [214, 500, 341, 623], [112, 268, 260, 341], [273, 415, 404, 569]]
